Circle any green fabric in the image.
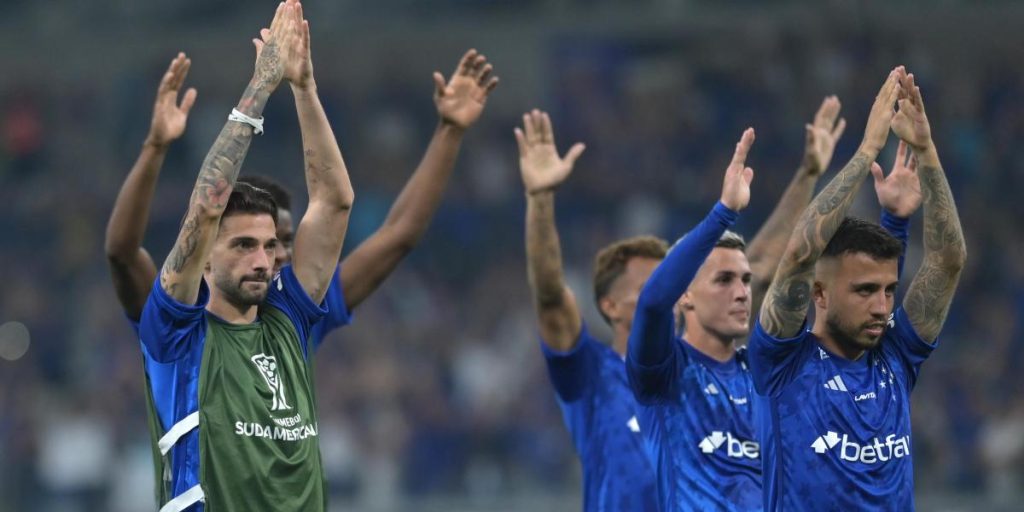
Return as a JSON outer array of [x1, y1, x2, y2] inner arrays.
[[198, 306, 326, 511], [142, 368, 169, 508]]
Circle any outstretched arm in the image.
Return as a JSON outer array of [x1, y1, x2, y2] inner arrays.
[[760, 68, 904, 338], [160, 2, 293, 303], [893, 74, 966, 341], [279, 4, 354, 304], [340, 50, 499, 310], [746, 96, 845, 315], [517, 110, 586, 351], [106, 53, 197, 319], [629, 129, 754, 373]]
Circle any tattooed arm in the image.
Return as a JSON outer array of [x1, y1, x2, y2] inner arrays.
[[746, 96, 845, 315], [106, 53, 197, 319], [892, 73, 967, 342], [517, 110, 586, 351], [759, 69, 904, 338], [340, 50, 499, 310], [159, 2, 293, 303], [278, 4, 354, 304]]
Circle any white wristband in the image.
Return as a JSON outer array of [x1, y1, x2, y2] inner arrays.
[[228, 108, 264, 135]]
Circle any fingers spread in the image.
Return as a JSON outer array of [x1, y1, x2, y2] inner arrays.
[[514, 127, 528, 155], [180, 88, 198, 113], [870, 162, 885, 183], [483, 76, 499, 94], [894, 140, 907, 168], [456, 49, 478, 77], [523, 113, 537, 143], [432, 71, 447, 97], [541, 112, 554, 144], [477, 63, 493, 86], [832, 117, 847, 140], [564, 143, 586, 166]]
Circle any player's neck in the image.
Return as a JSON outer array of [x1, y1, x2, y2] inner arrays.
[[611, 329, 629, 358], [682, 322, 735, 363], [207, 293, 259, 324], [811, 316, 867, 361]]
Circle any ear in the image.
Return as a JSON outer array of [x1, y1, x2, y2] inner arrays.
[[678, 291, 695, 311], [812, 280, 827, 309], [599, 296, 617, 323]]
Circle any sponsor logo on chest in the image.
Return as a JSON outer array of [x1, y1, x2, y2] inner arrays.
[[698, 431, 760, 459], [811, 431, 910, 464]]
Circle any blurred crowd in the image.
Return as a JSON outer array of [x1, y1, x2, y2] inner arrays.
[[1, 2, 1022, 511]]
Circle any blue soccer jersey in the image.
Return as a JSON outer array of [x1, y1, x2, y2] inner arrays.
[[627, 202, 762, 511], [542, 326, 658, 512], [308, 266, 353, 350], [748, 307, 936, 511]]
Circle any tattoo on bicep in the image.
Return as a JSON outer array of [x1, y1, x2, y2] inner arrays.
[[760, 266, 812, 336], [903, 262, 959, 340]]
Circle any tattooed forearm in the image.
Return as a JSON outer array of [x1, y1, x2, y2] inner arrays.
[[902, 163, 966, 341], [758, 152, 873, 337], [526, 192, 569, 308], [157, 68, 278, 300]]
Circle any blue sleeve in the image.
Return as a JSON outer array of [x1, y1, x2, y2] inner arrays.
[[540, 325, 601, 403], [880, 211, 909, 278], [309, 267, 352, 352], [138, 279, 210, 363], [626, 202, 738, 401], [746, 317, 811, 397], [881, 306, 938, 390], [264, 265, 328, 358]]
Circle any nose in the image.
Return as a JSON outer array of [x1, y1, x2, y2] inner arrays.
[[253, 247, 272, 274], [869, 291, 889, 317], [734, 280, 750, 302]]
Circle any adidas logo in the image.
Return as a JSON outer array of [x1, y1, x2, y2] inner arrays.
[[704, 383, 720, 395], [811, 431, 911, 464], [627, 416, 640, 433], [823, 375, 848, 392], [698, 431, 759, 459]]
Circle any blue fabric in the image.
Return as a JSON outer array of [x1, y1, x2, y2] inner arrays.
[[880, 211, 909, 278], [541, 326, 658, 511], [309, 266, 352, 352], [748, 307, 937, 511], [626, 201, 761, 510], [138, 266, 325, 510]]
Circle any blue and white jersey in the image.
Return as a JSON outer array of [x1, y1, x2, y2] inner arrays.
[[542, 326, 658, 512], [748, 307, 936, 511]]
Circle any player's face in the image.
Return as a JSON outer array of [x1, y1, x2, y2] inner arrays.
[[679, 248, 752, 339], [604, 256, 662, 333], [208, 213, 278, 307], [816, 253, 898, 352], [273, 209, 294, 273]]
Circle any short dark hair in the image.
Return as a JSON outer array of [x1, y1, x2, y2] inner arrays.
[[822, 217, 902, 261], [222, 181, 278, 226], [593, 235, 669, 325], [238, 175, 292, 212], [715, 230, 746, 251]]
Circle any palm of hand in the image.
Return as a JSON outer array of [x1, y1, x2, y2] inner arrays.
[[151, 102, 187, 143], [521, 145, 570, 193], [437, 75, 486, 129], [721, 164, 752, 210], [806, 127, 837, 175], [891, 107, 931, 150], [876, 163, 922, 217]]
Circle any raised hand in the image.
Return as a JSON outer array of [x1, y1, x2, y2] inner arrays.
[[515, 110, 585, 195], [146, 53, 197, 147], [891, 72, 933, 151], [872, 141, 923, 218], [802, 95, 846, 175], [720, 128, 756, 211], [859, 67, 904, 156], [250, 0, 303, 92], [434, 49, 500, 130]]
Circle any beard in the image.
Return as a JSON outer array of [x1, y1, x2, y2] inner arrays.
[[215, 271, 270, 308], [825, 311, 883, 353]]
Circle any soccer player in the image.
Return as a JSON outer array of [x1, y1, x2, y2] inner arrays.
[[106, 46, 498, 332], [138, 2, 351, 510], [625, 97, 921, 509], [751, 68, 966, 511]]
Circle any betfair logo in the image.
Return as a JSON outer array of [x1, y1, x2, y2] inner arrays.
[[698, 431, 759, 459], [251, 353, 292, 411], [812, 431, 910, 464]]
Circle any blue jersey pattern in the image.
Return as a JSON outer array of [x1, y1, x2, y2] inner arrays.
[[308, 266, 352, 352], [634, 341, 762, 511], [542, 326, 658, 512], [748, 307, 936, 511]]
